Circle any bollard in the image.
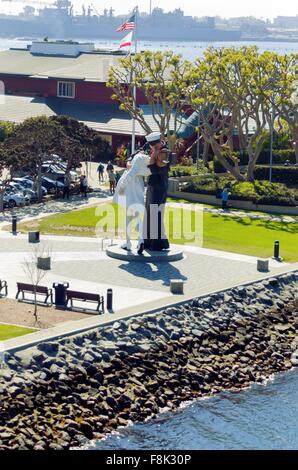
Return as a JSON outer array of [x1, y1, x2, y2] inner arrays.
[[257, 259, 269, 272], [170, 279, 185, 295], [12, 215, 17, 235], [274, 241, 280, 259], [273, 241, 283, 262], [107, 288, 113, 311]]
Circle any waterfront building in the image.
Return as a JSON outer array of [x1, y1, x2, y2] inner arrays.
[[0, 41, 158, 150]]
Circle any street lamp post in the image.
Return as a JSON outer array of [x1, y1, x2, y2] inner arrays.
[[269, 98, 275, 184], [196, 128, 200, 165]]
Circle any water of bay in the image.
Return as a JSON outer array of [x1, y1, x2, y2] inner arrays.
[[1, 38, 298, 60], [89, 369, 298, 450]]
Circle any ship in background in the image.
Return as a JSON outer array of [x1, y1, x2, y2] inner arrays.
[[0, 1, 243, 41], [0, 1, 297, 42]]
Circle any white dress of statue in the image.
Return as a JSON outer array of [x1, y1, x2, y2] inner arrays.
[[113, 153, 151, 251]]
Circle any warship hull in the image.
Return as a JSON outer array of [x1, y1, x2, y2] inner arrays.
[[0, 15, 242, 42]]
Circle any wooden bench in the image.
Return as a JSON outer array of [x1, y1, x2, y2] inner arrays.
[[0, 280, 8, 297], [66, 290, 104, 314], [16, 282, 53, 305]]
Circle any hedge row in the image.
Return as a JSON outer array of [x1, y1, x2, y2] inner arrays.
[[183, 176, 298, 206], [254, 166, 298, 187], [169, 163, 207, 177], [258, 149, 296, 165], [214, 150, 297, 173], [213, 161, 298, 186]]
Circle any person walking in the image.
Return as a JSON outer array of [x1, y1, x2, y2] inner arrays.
[[108, 169, 116, 195], [106, 160, 114, 178], [97, 162, 105, 182], [221, 187, 230, 210], [80, 175, 88, 198], [63, 173, 71, 200]]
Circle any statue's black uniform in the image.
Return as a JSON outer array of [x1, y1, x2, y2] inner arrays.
[[143, 160, 170, 251]]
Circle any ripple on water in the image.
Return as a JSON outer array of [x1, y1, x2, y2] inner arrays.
[[87, 369, 298, 450]]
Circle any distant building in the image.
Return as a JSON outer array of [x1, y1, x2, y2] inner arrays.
[[273, 16, 298, 29]]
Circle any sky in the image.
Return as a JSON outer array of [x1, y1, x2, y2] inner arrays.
[[0, 0, 297, 20]]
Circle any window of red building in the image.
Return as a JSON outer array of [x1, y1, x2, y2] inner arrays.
[[57, 81, 75, 99]]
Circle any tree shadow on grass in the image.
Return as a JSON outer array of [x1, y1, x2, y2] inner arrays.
[[210, 213, 298, 233], [119, 261, 188, 287], [255, 219, 298, 234], [210, 213, 252, 226]]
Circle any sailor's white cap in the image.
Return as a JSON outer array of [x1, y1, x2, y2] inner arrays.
[[145, 132, 161, 143]]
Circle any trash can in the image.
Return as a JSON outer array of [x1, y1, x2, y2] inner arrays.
[[107, 288, 113, 311], [29, 231, 40, 243], [53, 282, 69, 309]]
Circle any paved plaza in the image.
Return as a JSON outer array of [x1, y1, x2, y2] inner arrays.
[[0, 231, 295, 314]]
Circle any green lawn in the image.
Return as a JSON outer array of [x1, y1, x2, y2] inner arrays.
[[16, 203, 298, 262], [0, 324, 36, 341]]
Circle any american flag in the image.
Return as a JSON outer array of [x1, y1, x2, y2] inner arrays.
[[116, 14, 136, 32]]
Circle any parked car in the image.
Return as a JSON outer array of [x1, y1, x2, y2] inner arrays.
[[41, 176, 65, 193], [42, 160, 79, 183], [3, 189, 26, 208], [9, 184, 35, 204], [12, 178, 47, 196], [41, 164, 65, 180]]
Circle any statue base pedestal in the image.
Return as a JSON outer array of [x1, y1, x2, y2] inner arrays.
[[106, 242, 184, 263]]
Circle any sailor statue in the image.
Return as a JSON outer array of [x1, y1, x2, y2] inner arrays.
[[113, 132, 170, 255]]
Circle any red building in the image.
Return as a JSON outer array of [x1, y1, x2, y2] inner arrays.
[[0, 41, 155, 151]]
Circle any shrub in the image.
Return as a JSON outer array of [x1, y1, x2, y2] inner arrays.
[[169, 163, 208, 177], [183, 175, 298, 206], [179, 156, 194, 166], [214, 159, 227, 173], [214, 150, 297, 173], [258, 149, 296, 165], [255, 166, 298, 186]]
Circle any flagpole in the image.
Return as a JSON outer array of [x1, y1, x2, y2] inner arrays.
[[131, 7, 138, 154]]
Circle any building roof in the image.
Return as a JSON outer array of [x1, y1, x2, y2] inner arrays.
[[0, 94, 263, 140], [0, 49, 122, 82], [0, 95, 179, 136]]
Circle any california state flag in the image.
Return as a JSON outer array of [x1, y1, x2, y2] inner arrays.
[[119, 31, 133, 49]]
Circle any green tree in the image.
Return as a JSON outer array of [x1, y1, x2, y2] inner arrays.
[[2, 116, 85, 202], [185, 47, 277, 181], [50, 115, 113, 162], [0, 121, 15, 142], [271, 53, 298, 164], [107, 51, 192, 148]]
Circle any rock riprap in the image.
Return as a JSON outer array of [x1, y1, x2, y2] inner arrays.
[[0, 272, 297, 450]]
